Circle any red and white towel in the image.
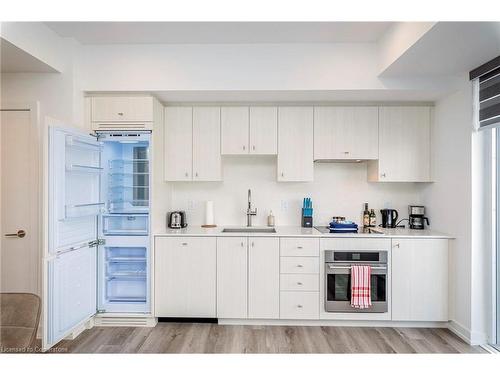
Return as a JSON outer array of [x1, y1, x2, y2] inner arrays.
[[351, 265, 372, 309]]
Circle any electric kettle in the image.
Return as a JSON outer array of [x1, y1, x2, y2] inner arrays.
[[380, 209, 398, 228]]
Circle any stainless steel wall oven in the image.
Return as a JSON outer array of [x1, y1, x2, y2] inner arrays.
[[325, 250, 388, 313]]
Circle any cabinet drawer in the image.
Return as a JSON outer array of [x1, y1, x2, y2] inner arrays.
[[280, 274, 318, 291], [91, 97, 154, 123], [280, 257, 319, 274], [280, 292, 319, 319], [280, 238, 319, 257]]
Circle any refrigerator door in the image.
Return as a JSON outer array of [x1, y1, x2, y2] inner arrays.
[[43, 125, 101, 350]]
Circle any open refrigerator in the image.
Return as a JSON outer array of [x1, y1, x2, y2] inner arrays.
[[43, 126, 151, 350]]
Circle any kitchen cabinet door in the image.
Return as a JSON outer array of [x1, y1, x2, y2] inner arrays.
[[391, 239, 448, 321], [221, 107, 249, 155], [277, 107, 314, 181], [314, 106, 378, 160], [248, 237, 280, 319], [164, 107, 193, 181], [154, 237, 216, 318], [249, 106, 278, 155], [369, 106, 431, 182], [91, 96, 154, 129], [216, 237, 248, 319], [192, 107, 222, 181]]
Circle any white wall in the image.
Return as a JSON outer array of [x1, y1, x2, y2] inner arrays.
[[423, 76, 493, 344], [1, 23, 84, 128], [167, 156, 425, 227]]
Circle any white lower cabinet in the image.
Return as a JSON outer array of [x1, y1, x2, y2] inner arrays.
[[154, 237, 216, 317], [248, 237, 280, 319], [216, 237, 248, 319], [391, 239, 448, 321], [279, 237, 320, 320], [280, 292, 319, 320]]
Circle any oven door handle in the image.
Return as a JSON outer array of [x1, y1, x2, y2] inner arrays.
[[327, 265, 387, 270]]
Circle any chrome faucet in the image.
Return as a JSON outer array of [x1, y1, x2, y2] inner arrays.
[[247, 189, 257, 227]]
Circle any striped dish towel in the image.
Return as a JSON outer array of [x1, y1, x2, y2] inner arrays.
[[351, 265, 372, 309]]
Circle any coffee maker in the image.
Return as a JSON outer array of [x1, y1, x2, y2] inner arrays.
[[408, 205, 429, 230]]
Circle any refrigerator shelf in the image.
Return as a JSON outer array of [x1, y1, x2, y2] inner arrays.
[[66, 164, 103, 173], [107, 297, 147, 303], [107, 257, 147, 262]]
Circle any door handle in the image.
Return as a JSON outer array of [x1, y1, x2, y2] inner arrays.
[[4, 230, 26, 238]]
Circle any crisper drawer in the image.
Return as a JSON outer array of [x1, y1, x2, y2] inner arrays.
[[280, 292, 319, 320], [280, 237, 319, 257], [102, 214, 149, 236], [280, 274, 319, 292], [280, 257, 319, 274], [107, 277, 147, 302]]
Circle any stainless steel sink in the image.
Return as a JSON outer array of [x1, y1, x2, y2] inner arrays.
[[222, 227, 276, 233]]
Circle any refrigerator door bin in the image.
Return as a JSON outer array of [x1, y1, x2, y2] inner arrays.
[[102, 214, 149, 236]]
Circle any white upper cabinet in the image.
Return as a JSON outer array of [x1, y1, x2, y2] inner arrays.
[[314, 106, 378, 160], [249, 106, 278, 155], [193, 107, 222, 181], [164, 107, 193, 181], [392, 239, 448, 322], [277, 107, 314, 182], [91, 96, 154, 130], [368, 106, 432, 182], [164, 106, 221, 182], [221, 106, 278, 155], [221, 107, 250, 155]]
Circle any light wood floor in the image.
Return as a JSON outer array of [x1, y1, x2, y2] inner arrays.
[[42, 323, 486, 354]]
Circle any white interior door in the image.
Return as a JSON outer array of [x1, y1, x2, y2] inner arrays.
[[43, 124, 100, 350], [1, 109, 39, 294]]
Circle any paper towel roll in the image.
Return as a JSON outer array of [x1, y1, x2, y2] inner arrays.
[[204, 201, 214, 225]]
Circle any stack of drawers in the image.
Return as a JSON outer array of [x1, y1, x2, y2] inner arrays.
[[279, 238, 320, 319]]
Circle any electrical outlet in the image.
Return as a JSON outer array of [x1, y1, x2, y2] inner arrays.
[[280, 200, 288, 212]]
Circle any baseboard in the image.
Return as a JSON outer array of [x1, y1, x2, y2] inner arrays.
[[158, 317, 218, 324], [447, 320, 471, 344], [219, 319, 448, 328]]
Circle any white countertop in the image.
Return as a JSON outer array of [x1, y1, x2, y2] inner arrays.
[[154, 226, 453, 239]]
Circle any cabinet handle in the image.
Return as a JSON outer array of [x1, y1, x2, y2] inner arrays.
[[241, 242, 244, 247], [297, 282, 303, 286], [251, 242, 255, 247], [195, 172, 198, 178], [281, 172, 284, 177], [297, 305, 303, 309], [344, 151, 350, 154], [381, 173, 386, 178], [181, 242, 188, 246], [394, 243, 400, 248], [185, 172, 189, 177], [297, 246, 303, 249], [297, 264, 303, 268], [117, 112, 124, 116], [252, 145, 255, 151], [243, 145, 246, 151]]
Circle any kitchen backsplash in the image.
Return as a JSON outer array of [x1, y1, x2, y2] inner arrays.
[[168, 156, 425, 227]]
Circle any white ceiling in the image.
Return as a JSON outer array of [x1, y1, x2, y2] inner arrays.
[[45, 22, 394, 44], [1, 38, 57, 73], [380, 22, 500, 77]]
